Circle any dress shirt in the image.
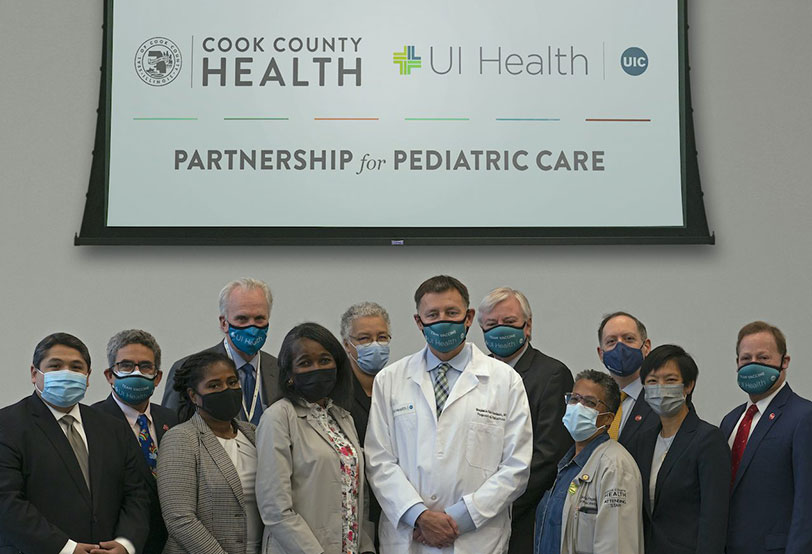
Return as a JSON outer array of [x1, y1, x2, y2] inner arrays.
[[225, 340, 263, 412], [649, 433, 675, 507], [401, 344, 477, 533], [43, 401, 135, 554], [619, 379, 643, 432], [113, 393, 157, 442], [505, 344, 530, 369], [727, 381, 788, 448], [217, 430, 262, 554]]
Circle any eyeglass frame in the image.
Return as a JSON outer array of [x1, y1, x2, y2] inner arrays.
[[564, 392, 610, 411], [348, 334, 392, 346], [111, 360, 159, 377]]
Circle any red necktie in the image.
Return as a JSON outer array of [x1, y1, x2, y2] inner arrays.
[[730, 404, 759, 490]]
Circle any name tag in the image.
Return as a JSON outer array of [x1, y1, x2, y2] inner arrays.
[[393, 402, 416, 417]]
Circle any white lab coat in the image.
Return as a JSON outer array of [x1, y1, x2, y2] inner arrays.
[[365, 344, 533, 554]]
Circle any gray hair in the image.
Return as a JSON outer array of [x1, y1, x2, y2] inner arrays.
[[340, 301, 391, 342], [106, 329, 162, 369], [218, 278, 273, 318], [477, 287, 533, 325], [574, 369, 621, 413]]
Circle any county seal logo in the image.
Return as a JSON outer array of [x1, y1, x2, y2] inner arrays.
[[135, 37, 182, 86]]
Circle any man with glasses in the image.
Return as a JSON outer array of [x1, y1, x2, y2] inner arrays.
[[0, 333, 149, 554], [534, 369, 643, 554], [94, 329, 178, 554]]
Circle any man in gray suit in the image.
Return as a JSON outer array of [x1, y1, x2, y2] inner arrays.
[[161, 278, 280, 424]]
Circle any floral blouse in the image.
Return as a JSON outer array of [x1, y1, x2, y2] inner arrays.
[[310, 401, 361, 554]]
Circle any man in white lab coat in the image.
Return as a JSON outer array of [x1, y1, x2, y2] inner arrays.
[[365, 275, 533, 554]]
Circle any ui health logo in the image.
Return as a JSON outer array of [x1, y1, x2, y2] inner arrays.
[[135, 37, 182, 86], [621, 47, 648, 76], [393, 45, 421, 75]]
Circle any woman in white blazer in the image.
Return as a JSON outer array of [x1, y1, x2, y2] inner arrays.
[[255, 323, 375, 554]]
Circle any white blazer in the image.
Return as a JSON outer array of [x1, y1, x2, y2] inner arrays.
[[365, 344, 532, 554]]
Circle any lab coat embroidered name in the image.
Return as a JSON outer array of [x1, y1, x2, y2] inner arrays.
[[475, 408, 507, 422]]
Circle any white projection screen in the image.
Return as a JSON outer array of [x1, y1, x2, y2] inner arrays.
[[77, 0, 713, 245]]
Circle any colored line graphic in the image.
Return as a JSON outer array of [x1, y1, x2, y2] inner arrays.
[[393, 45, 422, 75]]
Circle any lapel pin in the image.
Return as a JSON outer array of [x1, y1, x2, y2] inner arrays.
[[635, 415, 642, 422], [769, 413, 775, 420], [162, 424, 170, 431]]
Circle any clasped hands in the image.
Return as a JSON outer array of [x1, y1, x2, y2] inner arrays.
[[413, 510, 459, 549]]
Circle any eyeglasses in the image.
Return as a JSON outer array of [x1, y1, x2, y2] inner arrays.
[[112, 360, 158, 376], [564, 392, 609, 411], [349, 334, 391, 346]]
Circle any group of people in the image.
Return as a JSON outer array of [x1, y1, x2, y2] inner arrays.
[[0, 275, 810, 554]]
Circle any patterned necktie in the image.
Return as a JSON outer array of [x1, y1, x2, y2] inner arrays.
[[433, 363, 451, 416], [137, 414, 158, 478], [608, 391, 628, 440], [240, 363, 264, 425], [61, 414, 90, 490], [730, 404, 759, 489]]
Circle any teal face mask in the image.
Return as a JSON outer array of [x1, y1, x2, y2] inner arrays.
[[421, 317, 468, 353], [737, 362, 782, 395], [113, 371, 157, 405], [483, 324, 526, 357]]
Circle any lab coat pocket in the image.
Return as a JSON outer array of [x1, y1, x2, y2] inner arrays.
[[574, 510, 596, 554], [465, 422, 504, 471]]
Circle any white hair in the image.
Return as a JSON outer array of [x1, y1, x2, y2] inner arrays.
[[218, 278, 273, 318], [477, 287, 533, 325], [340, 301, 391, 341]]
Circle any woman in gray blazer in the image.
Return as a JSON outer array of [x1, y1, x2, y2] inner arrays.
[[158, 351, 263, 554], [256, 323, 375, 554]]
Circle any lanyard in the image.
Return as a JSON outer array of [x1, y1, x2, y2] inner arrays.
[[223, 338, 261, 422]]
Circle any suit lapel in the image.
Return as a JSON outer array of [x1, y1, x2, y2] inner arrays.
[[511, 345, 536, 376], [653, 411, 698, 511], [194, 414, 246, 510], [636, 427, 658, 517], [260, 351, 277, 406], [442, 369, 479, 413], [82, 405, 107, 511], [29, 395, 92, 506], [721, 404, 746, 439], [406, 349, 440, 422], [620, 391, 652, 445]]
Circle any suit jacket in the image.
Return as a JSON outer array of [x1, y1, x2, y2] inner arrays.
[[626, 408, 730, 554], [157, 413, 257, 554], [161, 341, 280, 418], [0, 393, 150, 554], [618, 385, 659, 448], [506, 345, 573, 554], [92, 394, 179, 554], [720, 384, 812, 554], [256, 397, 375, 554]]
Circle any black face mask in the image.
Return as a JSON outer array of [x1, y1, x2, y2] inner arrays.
[[293, 367, 337, 403], [198, 387, 243, 421]]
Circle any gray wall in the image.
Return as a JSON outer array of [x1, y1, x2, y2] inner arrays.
[[1, 1, 810, 426]]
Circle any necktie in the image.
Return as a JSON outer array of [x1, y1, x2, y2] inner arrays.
[[240, 363, 264, 425], [433, 363, 451, 416], [61, 414, 90, 490], [730, 404, 759, 489], [608, 391, 628, 440], [137, 414, 158, 478]]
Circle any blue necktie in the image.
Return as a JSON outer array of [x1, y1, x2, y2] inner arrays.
[[240, 363, 264, 425], [136, 414, 158, 478]]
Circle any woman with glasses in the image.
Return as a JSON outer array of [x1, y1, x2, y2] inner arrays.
[[534, 369, 644, 554], [625, 345, 730, 554], [158, 351, 262, 554], [255, 322, 375, 554]]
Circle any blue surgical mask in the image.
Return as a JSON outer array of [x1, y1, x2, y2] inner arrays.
[[113, 371, 156, 405], [602, 342, 644, 377], [483, 324, 527, 357], [644, 384, 686, 417], [227, 323, 268, 357], [421, 318, 468, 353], [37, 369, 88, 408], [737, 362, 782, 395], [562, 402, 609, 442], [352, 342, 390, 375]]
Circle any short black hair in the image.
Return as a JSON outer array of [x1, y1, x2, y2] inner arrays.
[[575, 369, 622, 413], [277, 322, 353, 411], [640, 344, 699, 405], [33, 333, 91, 369], [414, 275, 470, 310], [598, 311, 648, 343], [173, 351, 237, 422]]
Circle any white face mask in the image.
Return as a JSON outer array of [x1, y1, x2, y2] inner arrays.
[[644, 384, 687, 417]]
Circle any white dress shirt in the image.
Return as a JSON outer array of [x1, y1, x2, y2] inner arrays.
[[727, 381, 788, 448], [619, 379, 644, 432]]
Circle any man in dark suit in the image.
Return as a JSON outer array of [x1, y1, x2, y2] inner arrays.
[[596, 311, 658, 447], [93, 329, 178, 554], [0, 333, 149, 554], [721, 321, 812, 554], [161, 278, 280, 424], [477, 287, 573, 554]]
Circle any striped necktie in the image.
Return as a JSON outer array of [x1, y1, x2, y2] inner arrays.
[[433, 363, 451, 416]]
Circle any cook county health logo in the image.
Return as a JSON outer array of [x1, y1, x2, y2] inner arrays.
[[135, 37, 182, 86], [393, 45, 421, 75]]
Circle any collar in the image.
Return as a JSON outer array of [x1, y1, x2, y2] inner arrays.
[[622, 378, 643, 401], [44, 400, 83, 426], [224, 338, 261, 369], [747, 380, 787, 414], [558, 432, 610, 471], [425, 343, 472, 373], [112, 393, 152, 427], [505, 343, 530, 368]]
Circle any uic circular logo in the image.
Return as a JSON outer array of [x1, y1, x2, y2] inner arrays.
[[621, 47, 648, 76], [135, 37, 182, 86]]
